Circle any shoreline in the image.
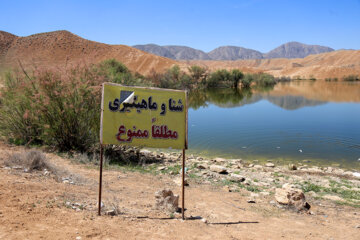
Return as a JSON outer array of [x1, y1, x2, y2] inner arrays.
[[134, 148, 360, 208], [143, 147, 360, 171], [2, 141, 360, 208]]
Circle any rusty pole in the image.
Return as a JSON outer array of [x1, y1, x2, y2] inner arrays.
[[182, 148, 185, 220], [98, 145, 104, 216]]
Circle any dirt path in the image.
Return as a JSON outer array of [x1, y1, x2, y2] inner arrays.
[[0, 143, 359, 239]]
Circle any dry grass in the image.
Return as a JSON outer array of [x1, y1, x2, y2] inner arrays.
[[4, 150, 89, 185], [5, 150, 51, 171]]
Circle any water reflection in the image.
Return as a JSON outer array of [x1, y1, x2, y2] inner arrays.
[[188, 81, 360, 168], [189, 88, 253, 109], [189, 81, 360, 110]]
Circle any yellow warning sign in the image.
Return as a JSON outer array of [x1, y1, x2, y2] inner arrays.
[[100, 83, 187, 149]]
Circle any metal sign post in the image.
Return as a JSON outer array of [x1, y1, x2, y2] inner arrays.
[[182, 149, 185, 220], [98, 145, 104, 216]]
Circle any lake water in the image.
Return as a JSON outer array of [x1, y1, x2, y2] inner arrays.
[[187, 81, 360, 169]]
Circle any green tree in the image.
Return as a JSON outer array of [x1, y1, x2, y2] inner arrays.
[[230, 69, 244, 88], [188, 65, 208, 85], [207, 69, 232, 88], [97, 59, 135, 85], [241, 74, 254, 88]]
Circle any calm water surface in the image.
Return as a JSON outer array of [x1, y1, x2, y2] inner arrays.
[[187, 81, 360, 168]]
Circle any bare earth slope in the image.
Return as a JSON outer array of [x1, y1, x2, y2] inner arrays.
[[0, 31, 177, 76], [188, 50, 360, 79]]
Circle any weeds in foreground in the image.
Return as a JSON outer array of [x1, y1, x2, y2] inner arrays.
[[6, 150, 51, 172], [300, 180, 360, 207]]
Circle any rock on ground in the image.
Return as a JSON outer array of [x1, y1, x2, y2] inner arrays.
[[275, 186, 310, 211], [155, 189, 179, 213], [173, 177, 189, 187], [210, 165, 228, 174], [229, 173, 245, 182], [265, 163, 275, 168]]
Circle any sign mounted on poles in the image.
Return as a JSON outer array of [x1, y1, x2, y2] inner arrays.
[[98, 82, 188, 220], [100, 83, 188, 149]]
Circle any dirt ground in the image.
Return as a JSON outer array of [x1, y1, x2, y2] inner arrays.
[[0, 142, 359, 240]]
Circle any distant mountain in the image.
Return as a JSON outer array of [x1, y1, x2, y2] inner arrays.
[[208, 46, 263, 60], [132, 44, 175, 59], [133, 44, 211, 60], [163, 45, 211, 60], [264, 42, 334, 59], [133, 42, 334, 60]]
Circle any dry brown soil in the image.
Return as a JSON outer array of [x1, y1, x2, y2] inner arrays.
[[0, 142, 359, 240]]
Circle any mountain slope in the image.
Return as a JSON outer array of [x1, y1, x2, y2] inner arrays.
[[162, 45, 211, 60], [0, 31, 178, 75], [133, 44, 211, 60], [264, 42, 334, 58], [132, 44, 175, 59], [208, 46, 263, 60], [0, 31, 17, 57]]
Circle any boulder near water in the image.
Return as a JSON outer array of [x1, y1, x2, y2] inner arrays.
[[275, 184, 310, 211], [210, 165, 228, 174]]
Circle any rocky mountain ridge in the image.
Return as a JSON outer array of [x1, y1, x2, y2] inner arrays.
[[133, 42, 335, 60]]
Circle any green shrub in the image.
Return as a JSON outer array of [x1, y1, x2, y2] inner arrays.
[[97, 59, 134, 85], [241, 74, 254, 88], [325, 77, 338, 82], [343, 75, 359, 81], [230, 69, 244, 88], [244, 73, 276, 87], [207, 69, 232, 88], [0, 71, 43, 145], [275, 76, 291, 82], [188, 65, 208, 85], [309, 75, 317, 81], [0, 65, 103, 151]]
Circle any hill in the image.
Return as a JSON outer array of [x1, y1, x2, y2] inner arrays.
[[0, 31, 178, 76]]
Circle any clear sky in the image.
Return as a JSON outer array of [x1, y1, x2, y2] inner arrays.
[[1, 0, 359, 52]]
